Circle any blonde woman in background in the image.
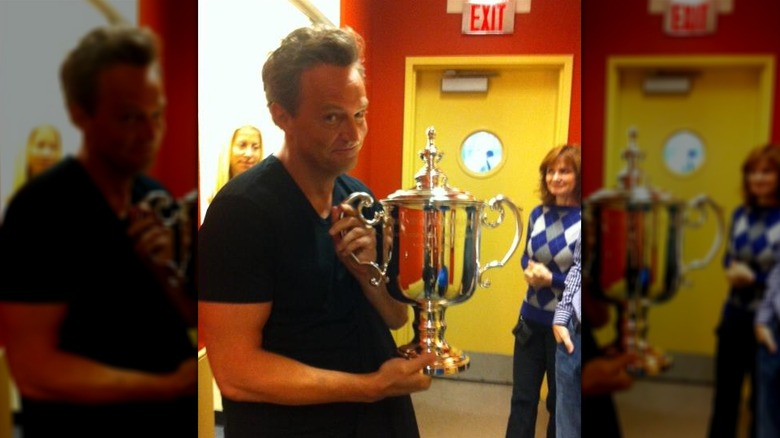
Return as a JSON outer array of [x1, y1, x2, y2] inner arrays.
[[208, 124, 263, 203], [12, 123, 63, 193]]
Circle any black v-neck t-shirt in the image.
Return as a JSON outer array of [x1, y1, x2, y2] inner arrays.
[[199, 156, 419, 438]]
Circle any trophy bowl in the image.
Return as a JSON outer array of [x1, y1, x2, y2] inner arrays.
[[584, 128, 724, 376], [346, 127, 523, 375]]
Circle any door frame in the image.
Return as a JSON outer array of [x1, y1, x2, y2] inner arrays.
[[402, 55, 574, 186], [604, 55, 776, 185]]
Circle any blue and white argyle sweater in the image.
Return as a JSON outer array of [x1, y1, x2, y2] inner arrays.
[[723, 205, 780, 317], [519, 204, 581, 326]]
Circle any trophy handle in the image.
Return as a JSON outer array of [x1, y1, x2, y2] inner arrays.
[[341, 192, 391, 287], [143, 190, 179, 227], [682, 194, 725, 272], [477, 195, 523, 288], [140, 189, 197, 281]]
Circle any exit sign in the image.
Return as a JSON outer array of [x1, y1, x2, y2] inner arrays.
[[664, 0, 717, 36], [462, 0, 516, 35]]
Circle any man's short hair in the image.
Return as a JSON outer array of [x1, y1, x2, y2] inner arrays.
[[261, 25, 365, 117], [60, 25, 160, 115]]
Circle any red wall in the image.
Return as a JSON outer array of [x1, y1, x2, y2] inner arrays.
[[138, 0, 198, 199], [343, 0, 581, 199], [582, 0, 780, 198]]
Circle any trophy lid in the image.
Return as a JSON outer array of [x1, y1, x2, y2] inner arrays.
[[586, 127, 681, 207], [384, 126, 482, 206]]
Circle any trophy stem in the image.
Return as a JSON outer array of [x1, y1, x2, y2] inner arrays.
[[399, 300, 470, 376], [618, 298, 672, 376]]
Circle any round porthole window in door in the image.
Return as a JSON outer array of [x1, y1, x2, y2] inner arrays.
[[663, 129, 705, 176], [459, 130, 504, 177]]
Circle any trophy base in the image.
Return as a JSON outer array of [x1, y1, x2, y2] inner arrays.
[[628, 346, 673, 377], [399, 344, 470, 376]]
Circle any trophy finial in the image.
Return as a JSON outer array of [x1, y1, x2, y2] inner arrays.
[[618, 126, 645, 190], [415, 126, 447, 189], [420, 126, 442, 164]]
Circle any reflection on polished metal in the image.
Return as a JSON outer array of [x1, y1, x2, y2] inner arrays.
[[346, 127, 523, 375], [584, 127, 724, 376]]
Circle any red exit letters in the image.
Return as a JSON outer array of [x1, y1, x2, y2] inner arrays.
[[665, 0, 716, 36], [462, 1, 515, 35]]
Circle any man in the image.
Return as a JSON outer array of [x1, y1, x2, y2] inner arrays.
[[552, 231, 581, 437], [0, 26, 196, 437], [198, 25, 435, 437]]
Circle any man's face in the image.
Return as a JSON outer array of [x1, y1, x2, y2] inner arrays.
[[284, 64, 368, 177], [79, 63, 166, 176]]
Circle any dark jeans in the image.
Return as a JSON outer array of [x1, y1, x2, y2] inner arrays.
[[555, 318, 581, 438], [757, 319, 780, 438], [708, 315, 757, 438], [506, 317, 556, 438]]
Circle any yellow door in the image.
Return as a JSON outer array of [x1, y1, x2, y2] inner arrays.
[[397, 56, 573, 357], [602, 56, 775, 356]]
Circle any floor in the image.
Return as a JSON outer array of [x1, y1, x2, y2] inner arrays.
[[413, 378, 541, 438], [212, 376, 749, 437], [615, 378, 752, 438], [614, 379, 713, 437]]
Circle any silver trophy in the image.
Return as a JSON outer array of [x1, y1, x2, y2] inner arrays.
[[583, 128, 724, 375], [346, 127, 523, 375]]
